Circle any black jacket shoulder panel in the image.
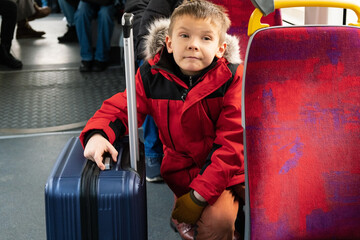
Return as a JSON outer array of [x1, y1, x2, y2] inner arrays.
[[141, 59, 239, 101], [140, 61, 183, 100]]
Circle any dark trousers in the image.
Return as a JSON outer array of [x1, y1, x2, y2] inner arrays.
[[0, 0, 17, 49]]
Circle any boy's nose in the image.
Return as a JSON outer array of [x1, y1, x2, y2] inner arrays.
[[187, 38, 199, 51]]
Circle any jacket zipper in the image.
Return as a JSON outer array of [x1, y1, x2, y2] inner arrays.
[[166, 74, 199, 148], [181, 76, 201, 102], [154, 58, 221, 152], [181, 89, 188, 102]]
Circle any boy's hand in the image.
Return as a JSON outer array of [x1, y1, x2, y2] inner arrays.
[[83, 134, 118, 170], [171, 190, 208, 224]]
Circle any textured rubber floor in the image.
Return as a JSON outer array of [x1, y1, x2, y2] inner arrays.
[[0, 67, 125, 132]]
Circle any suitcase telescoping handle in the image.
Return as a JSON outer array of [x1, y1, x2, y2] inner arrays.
[[122, 13, 139, 171], [248, 0, 360, 36]]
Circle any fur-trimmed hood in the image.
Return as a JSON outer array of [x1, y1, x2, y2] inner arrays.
[[143, 18, 242, 64]]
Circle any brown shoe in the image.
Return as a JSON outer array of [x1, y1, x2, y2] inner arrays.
[[16, 20, 45, 39], [27, 3, 51, 21], [171, 216, 241, 239], [170, 218, 194, 240]]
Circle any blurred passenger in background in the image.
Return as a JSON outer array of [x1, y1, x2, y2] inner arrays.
[[124, 0, 150, 69], [16, 0, 51, 39], [75, 0, 124, 72], [57, 0, 79, 43], [0, 0, 23, 69]]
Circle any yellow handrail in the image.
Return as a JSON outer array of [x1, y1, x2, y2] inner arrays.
[[248, 0, 360, 36]]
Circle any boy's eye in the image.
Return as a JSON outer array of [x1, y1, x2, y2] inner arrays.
[[180, 34, 189, 38], [203, 36, 212, 41]]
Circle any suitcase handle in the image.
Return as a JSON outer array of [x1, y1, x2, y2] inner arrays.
[[103, 156, 111, 170], [121, 13, 140, 171], [248, 0, 360, 36], [122, 12, 134, 38], [100, 152, 113, 170]]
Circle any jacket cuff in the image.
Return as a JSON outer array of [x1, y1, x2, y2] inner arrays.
[[83, 129, 108, 147], [190, 189, 208, 207]]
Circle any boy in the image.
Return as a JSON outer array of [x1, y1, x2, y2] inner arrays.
[[80, 0, 244, 238]]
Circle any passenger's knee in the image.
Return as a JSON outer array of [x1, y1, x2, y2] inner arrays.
[[75, 2, 93, 19], [74, 8, 86, 20], [97, 7, 115, 22]]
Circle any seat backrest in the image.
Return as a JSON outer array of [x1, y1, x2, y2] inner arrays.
[[242, 11, 360, 240], [210, 0, 282, 61]]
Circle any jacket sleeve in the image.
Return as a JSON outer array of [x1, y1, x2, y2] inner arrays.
[[189, 65, 245, 205], [79, 70, 150, 147]]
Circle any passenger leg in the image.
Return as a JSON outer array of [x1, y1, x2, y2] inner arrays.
[[0, 0, 23, 69], [0, 0, 17, 47], [58, 0, 78, 43], [16, 0, 36, 22], [16, 0, 47, 39], [75, 1, 96, 71], [27, 2, 51, 21], [143, 116, 163, 182], [92, 4, 115, 72]]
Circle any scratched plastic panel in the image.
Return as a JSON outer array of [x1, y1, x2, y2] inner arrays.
[[244, 26, 360, 239]]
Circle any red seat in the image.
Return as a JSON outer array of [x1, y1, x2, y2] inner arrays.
[[242, 13, 360, 240], [210, 0, 282, 61]]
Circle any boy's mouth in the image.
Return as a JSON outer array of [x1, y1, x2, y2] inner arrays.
[[184, 56, 200, 60]]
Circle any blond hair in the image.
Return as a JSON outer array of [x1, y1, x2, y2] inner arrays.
[[168, 0, 231, 43]]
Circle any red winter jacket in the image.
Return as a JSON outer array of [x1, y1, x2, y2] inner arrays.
[[80, 19, 244, 205]]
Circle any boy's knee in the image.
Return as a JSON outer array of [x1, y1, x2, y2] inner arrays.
[[195, 190, 239, 239], [210, 212, 235, 233], [196, 209, 235, 239]]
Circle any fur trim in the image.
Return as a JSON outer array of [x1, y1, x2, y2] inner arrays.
[[223, 34, 241, 64], [143, 18, 169, 61], [143, 18, 242, 64]]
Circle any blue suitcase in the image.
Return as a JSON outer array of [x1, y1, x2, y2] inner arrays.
[[45, 13, 147, 240], [45, 137, 147, 240]]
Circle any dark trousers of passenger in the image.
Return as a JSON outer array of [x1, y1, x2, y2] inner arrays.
[[0, 0, 17, 50]]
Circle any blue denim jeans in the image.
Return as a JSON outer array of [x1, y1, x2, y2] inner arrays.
[[40, 0, 48, 7], [58, 0, 76, 26], [74, 1, 115, 62], [143, 115, 163, 158], [136, 59, 163, 159]]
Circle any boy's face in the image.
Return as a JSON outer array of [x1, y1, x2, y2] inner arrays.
[[165, 15, 226, 76]]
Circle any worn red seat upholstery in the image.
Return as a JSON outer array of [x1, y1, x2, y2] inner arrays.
[[242, 2, 360, 239], [210, 0, 282, 61]]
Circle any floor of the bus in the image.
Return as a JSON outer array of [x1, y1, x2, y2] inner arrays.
[[0, 14, 178, 240]]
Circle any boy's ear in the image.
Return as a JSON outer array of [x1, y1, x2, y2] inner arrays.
[[215, 42, 227, 58], [165, 35, 173, 53]]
